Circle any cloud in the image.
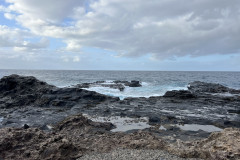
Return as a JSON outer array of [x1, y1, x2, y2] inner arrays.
[[61, 55, 80, 62], [0, 25, 49, 54], [73, 56, 80, 62], [2, 0, 240, 60]]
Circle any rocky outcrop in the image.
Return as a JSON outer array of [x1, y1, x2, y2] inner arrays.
[[76, 80, 142, 91], [55, 113, 115, 133], [0, 74, 54, 94], [167, 128, 240, 160], [76, 82, 125, 91], [188, 81, 240, 94], [1, 114, 239, 160], [0, 75, 240, 159], [0, 127, 83, 160], [163, 90, 196, 99], [0, 74, 55, 107], [0, 74, 118, 109], [114, 80, 142, 87], [0, 114, 167, 160]]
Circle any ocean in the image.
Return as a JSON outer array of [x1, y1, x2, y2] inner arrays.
[[0, 69, 240, 99]]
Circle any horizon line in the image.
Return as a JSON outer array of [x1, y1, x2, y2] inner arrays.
[[0, 68, 239, 72]]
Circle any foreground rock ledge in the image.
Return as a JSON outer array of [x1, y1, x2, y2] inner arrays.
[[167, 128, 240, 160], [0, 114, 239, 160], [0, 114, 166, 160]]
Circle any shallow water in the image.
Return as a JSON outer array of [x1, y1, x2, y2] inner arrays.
[[175, 124, 222, 132], [83, 114, 151, 132]]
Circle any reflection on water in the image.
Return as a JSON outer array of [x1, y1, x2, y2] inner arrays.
[[83, 114, 151, 132], [176, 124, 222, 132]]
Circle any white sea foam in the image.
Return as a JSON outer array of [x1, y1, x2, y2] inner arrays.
[[86, 83, 188, 100], [211, 92, 240, 97], [101, 80, 115, 85], [0, 117, 3, 122], [83, 114, 150, 132], [141, 82, 149, 86], [159, 126, 167, 130]]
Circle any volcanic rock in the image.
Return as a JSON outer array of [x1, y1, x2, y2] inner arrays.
[[167, 128, 240, 160], [0, 74, 118, 109], [0, 128, 82, 160], [55, 113, 115, 133], [76, 80, 142, 91], [188, 81, 240, 94], [163, 90, 196, 99]]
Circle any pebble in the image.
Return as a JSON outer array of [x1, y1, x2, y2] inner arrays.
[[77, 148, 202, 160]]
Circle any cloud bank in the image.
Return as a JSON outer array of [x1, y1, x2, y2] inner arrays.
[[0, 0, 240, 61]]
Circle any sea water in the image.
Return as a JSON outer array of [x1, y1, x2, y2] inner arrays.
[[0, 70, 240, 99]]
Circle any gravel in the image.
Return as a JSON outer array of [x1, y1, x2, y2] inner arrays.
[[77, 148, 202, 160]]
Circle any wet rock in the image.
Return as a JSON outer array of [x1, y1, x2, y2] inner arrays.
[[0, 75, 118, 109], [149, 116, 161, 123], [0, 74, 54, 107], [76, 80, 142, 91], [0, 74, 53, 93], [76, 82, 125, 91], [101, 83, 125, 91], [228, 109, 240, 114], [188, 81, 240, 94], [163, 90, 196, 99], [126, 80, 142, 87], [113, 80, 142, 87], [23, 124, 30, 129], [167, 128, 240, 160]]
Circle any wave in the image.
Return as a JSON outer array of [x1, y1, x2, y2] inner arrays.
[[85, 82, 188, 100]]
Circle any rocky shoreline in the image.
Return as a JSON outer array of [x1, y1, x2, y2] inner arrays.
[[0, 74, 240, 159]]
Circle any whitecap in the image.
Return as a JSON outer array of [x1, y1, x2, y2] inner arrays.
[[85, 84, 188, 100]]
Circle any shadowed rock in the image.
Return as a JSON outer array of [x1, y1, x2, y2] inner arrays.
[[76, 80, 142, 91], [188, 81, 240, 94], [0, 74, 119, 109], [163, 90, 196, 99]]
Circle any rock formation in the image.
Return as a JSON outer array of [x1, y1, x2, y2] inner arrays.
[[0, 75, 240, 159], [167, 128, 240, 160]]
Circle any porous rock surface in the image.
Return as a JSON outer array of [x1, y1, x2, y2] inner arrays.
[[1, 114, 239, 160], [0, 114, 167, 160], [167, 128, 240, 160]]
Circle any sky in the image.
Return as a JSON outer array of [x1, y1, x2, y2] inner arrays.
[[0, 0, 240, 71]]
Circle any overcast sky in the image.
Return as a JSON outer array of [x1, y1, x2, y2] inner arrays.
[[0, 0, 240, 71]]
